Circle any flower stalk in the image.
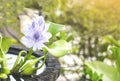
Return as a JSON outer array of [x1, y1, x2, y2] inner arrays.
[[0, 35, 10, 79]]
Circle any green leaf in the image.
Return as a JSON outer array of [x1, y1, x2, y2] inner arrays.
[[67, 35, 74, 42], [92, 72, 102, 81], [111, 47, 120, 73], [1, 37, 13, 53], [60, 31, 67, 40], [20, 56, 44, 75], [44, 40, 69, 57], [86, 61, 120, 81], [104, 36, 120, 47], [47, 21, 65, 36], [12, 50, 27, 70], [84, 66, 102, 81]]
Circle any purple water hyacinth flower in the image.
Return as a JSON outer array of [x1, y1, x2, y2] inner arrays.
[[21, 16, 52, 51]]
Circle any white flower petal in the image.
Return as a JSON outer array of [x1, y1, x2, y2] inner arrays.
[[32, 44, 37, 51], [44, 23, 50, 32], [21, 37, 34, 48], [41, 32, 52, 42], [33, 42, 44, 51]]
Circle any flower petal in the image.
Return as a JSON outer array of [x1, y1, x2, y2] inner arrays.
[[21, 37, 34, 48], [34, 16, 45, 31], [33, 42, 44, 51], [41, 32, 52, 42], [21, 16, 52, 51], [43, 23, 50, 32]]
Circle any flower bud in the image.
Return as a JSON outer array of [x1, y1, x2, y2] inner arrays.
[[20, 56, 44, 75], [21, 67, 36, 75]]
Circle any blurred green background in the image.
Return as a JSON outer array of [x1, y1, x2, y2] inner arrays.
[[0, 0, 120, 81]]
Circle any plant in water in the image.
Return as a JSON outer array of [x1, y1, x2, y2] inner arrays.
[[0, 15, 70, 79]]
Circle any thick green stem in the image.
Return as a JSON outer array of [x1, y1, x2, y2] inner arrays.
[[0, 36, 6, 67], [11, 50, 27, 73], [24, 48, 33, 61], [37, 52, 48, 69], [0, 35, 10, 76], [12, 50, 27, 69]]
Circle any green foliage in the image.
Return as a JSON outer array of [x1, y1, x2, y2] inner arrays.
[[0, 0, 23, 27], [111, 47, 120, 74], [33, 0, 120, 81], [0, 0, 73, 79], [0, 0, 41, 29], [20, 56, 44, 75], [3, 0, 120, 80], [11, 49, 45, 75], [84, 66, 103, 81], [47, 21, 65, 36], [0, 36, 13, 79], [68, 0, 120, 37], [86, 61, 120, 81], [44, 21, 70, 58], [37, 0, 120, 38], [1, 0, 120, 38], [1, 37, 13, 53], [104, 36, 120, 47], [11, 50, 27, 73], [85, 38, 120, 81], [44, 40, 69, 57]]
